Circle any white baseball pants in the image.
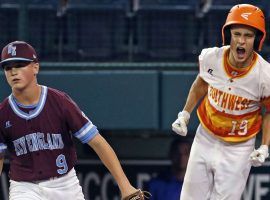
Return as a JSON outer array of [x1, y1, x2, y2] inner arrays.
[[9, 168, 85, 200], [180, 124, 255, 200]]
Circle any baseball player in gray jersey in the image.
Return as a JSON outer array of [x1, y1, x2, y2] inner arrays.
[[0, 41, 140, 200]]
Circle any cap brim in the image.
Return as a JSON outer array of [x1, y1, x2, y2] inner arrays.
[[0, 57, 34, 64], [0, 58, 33, 69]]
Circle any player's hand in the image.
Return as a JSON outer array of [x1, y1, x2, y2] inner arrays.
[[172, 110, 190, 136], [249, 145, 269, 167], [122, 189, 151, 200]]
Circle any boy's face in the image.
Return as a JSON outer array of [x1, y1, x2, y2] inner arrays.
[[229, 24, 256, 68], [3, 61, 39, 92]]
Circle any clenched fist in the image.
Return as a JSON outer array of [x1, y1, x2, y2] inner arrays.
[[249, 145, 269, 167], [172, 110, 190, 136]]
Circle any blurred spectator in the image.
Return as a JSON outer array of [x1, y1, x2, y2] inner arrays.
[[55, 0, 69, 61], [195, 0, 213, 42], [195, 0, 212, 18], [190, 0, 213, 54], [57, 0, 68, 17], [147, 138, 191, 200]]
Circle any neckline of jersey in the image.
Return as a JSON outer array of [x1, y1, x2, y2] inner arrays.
[[8, 86, 48, 120], [223, 48, 258, 79]]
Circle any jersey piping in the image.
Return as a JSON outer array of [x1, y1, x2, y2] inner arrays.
[[8, 86, 48, 120], [223, 49, 258, 79]]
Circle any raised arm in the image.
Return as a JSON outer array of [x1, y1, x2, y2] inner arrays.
[[249, 113, 270, 167], [0, 156, 4, 175], [262, 113, 270, 146], [172, 75, 208, 136], [183, 75, 208, 114]]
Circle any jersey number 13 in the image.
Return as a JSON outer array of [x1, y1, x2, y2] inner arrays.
[[228, 120, 248, 136]]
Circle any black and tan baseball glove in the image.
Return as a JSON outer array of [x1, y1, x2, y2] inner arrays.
[[122, 189, 151, 200]]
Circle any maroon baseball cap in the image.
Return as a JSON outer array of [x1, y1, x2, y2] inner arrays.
[[0, 41, 38, 68]]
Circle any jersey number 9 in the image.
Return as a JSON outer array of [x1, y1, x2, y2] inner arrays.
[[56, 154, 68, 175]]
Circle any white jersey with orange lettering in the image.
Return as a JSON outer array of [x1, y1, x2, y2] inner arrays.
[[180, 46, 270, 200], [197, 46, 270, 142]]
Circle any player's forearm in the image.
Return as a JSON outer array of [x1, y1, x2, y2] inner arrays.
[[0, 157, 4, 175], [183, 75, 208, 113], [88, 134, 132, 196], [262, 113, 270, 146]]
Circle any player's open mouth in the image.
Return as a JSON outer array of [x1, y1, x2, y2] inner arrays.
[[12, 78, 20, 82], [236, 47, 245, 59]]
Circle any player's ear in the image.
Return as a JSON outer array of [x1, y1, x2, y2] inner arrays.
[[33, 62, 40, 76]]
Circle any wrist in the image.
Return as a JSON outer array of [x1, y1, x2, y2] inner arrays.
[[259, 145, 269, 157], [260, 145, 268, 149], [178, 110, 190, 119], [178, 110, 190, 123]]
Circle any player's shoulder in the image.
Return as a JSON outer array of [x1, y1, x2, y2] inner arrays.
[[199, 46, 227, 61], [256, 53, 270, 70], [47, 87, 69, 99], [0, 98, 10, 110], [0, 98, 10, 119], [46, 87, 74, 107]]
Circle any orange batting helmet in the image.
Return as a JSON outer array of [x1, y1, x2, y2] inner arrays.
[[222, 4, 266, 51]]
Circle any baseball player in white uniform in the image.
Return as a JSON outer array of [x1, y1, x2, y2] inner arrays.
[[172, 4, 270, 200]]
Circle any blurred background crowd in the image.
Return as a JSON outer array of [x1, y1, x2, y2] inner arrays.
[[1, 0, 270, 63]]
